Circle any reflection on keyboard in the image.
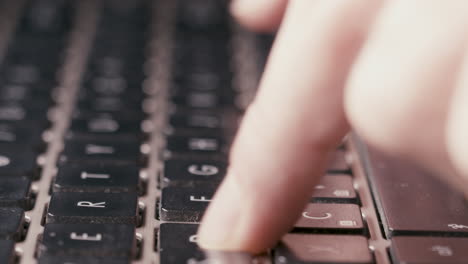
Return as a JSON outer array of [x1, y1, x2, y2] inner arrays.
[[0, 0, 467, 263]]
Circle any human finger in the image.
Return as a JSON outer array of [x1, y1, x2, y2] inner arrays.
[[198, 0, 382, 253]]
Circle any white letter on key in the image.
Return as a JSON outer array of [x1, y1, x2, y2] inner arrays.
[[80, 172, 111, 180], [189, 196, 211, 202], [70, 232, 102, 241], [77, 201, 106, 208]]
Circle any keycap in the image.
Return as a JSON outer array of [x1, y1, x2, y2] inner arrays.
[[38, 255, 130, 264], [174, 66, 231, 89], [76, 96, 141, 113], [20, 0, 72, 35], [47, 192, 139, 225], [37, 223, 136, 259], [0, 123, 44, 149], [165, 135, 226, 155], [162, 159, 226, 187], [175, 71, 226, 92], [79, 77, 141, 98], [0, 177, 32, 209], [0, 103, 47, 123], [0, 62, 46, 85], [0, 207, 24, 240], [177, 0, 228, 31], [0, 240, 15, 264], [68, 117, 142, 139], [174, 36, 229, 62], [0, 82, 52, 104], [171, 92, 227, 109], [60, 139, 143, 165], [54, 163, 141, 193], [366, 148, 468, 236], [159, 223, 204, 264], [169, 111, 223, 130], [312, 175, 358, 203], [88, 56, 126, 77], [0, 145, 39, 178], [295, 204, 364, 233], [160, 186, 215, 222], [71, 108, 144, 122], [327, 149, 349, 172], [274, 234, 373, 264], [390, 236, 468, 264]]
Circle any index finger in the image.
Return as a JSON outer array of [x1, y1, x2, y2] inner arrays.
[[197, 0, 382, 253]]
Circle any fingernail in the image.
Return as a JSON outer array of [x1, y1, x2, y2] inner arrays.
[[197, 174, 245, 250]]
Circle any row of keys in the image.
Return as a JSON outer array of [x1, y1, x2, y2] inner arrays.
[[160, 186, 363, 230], [0, 0, 71, 181], [159, 0, 237, 223], [38, 1, 152, 263], [158, 223, 374, 264], [158, 2, 243, 263], [0, 0, 72, 263], [159, 222, 468, 263]]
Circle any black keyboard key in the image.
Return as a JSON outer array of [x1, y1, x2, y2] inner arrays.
[[88, 56, 127, 77], [312, 175, 358, 203], [20, 0, 72, 35], [162, 159, 226, 187], [390, 236, 468, 264], [0, 207, 24, 240], [38, 255, 130, 264], [166, 135, 226, 155], [177, 0, 228, 31], [0, 63, 44, 85], [295, 204, 364, 233], [366, 148, 468, 236], [0, 145, 39, 178], [171, 92, 227, 109], [0, 123, 44, 148], [274, 234, 373, 264], [60, 139, 143, 165], [79, 78, 143, 99], [71, 108, 144, 122], [37, 223, 136, 259], [0, 104, 46, 122], [0, 240, 15, 264], [160, 186, 215, 222], [68, 117, 142, 138], [54, 163, 141, 193], [175, 71, 226, 92], [47, 192, 139, 225], [0, 82, 51, 103], [169, 111, 223, 130], [0, 177, 32, 209], [159, 223, 204, 264], [76, 96, 142, 113], [167, 109, 239, 137]]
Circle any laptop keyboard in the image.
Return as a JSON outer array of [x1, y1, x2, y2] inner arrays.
[[0, 0, 467, 263]]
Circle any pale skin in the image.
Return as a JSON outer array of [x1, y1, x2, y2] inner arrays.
[[197, 0, 468, 254]]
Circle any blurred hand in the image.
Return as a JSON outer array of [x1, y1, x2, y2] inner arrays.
[[198, 0, 468, 254]]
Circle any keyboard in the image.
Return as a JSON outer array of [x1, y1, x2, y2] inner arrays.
[[0, 0, 467, 263]]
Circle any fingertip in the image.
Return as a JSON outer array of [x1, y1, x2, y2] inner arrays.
[[230, 0, 287, 32]]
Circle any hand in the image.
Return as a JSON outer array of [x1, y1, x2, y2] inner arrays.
[[197, 0, 468, 254]]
